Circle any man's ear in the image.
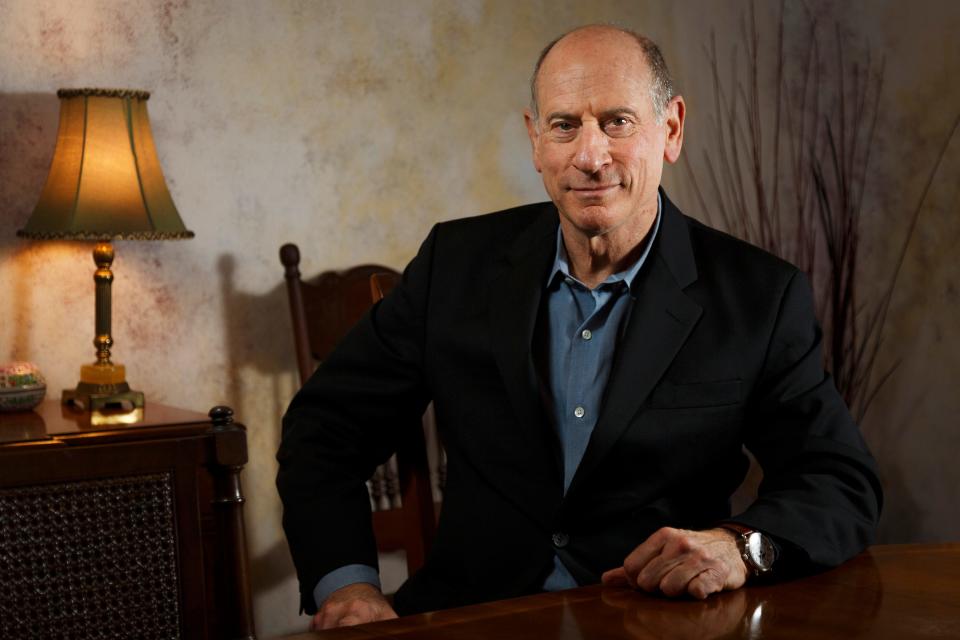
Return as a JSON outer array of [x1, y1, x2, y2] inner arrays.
[[662, 95, 685, 165], [524, 108, 543, 174]]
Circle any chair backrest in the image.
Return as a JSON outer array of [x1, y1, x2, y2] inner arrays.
[[280, 243, 397, 384], [279, 243, 436, 575], [369, 271, 400, 306]]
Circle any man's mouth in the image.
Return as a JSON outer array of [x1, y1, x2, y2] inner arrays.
[[570, 184, 620, 198]]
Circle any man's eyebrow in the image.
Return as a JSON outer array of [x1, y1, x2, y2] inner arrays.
[[597, 106, 640, 119], [545, 111, 579, 122], [544, 107, 640, 121]]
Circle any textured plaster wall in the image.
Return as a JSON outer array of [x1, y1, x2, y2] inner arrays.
[[0, 0, 957, 636]]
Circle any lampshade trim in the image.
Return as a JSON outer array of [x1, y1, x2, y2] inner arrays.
[[58, 88, 151, 100], [16, 229, 195, 240]]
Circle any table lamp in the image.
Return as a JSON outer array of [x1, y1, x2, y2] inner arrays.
[[17, 88, 193, 411]]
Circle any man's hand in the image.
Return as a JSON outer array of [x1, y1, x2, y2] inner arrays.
[[601, 527, 748, 599], [310, 583, 398, 630]]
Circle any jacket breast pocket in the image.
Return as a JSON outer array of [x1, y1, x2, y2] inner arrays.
[[648, 379, 742, 409]]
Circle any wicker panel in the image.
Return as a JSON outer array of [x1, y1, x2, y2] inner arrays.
[[0, 473, 181, 640]]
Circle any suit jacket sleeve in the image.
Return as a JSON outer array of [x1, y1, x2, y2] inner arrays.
[[275, 226, 437, 614], [736, 269, 883, 571]]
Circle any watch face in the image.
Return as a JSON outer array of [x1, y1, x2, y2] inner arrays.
[[745, 532, 776, 570]]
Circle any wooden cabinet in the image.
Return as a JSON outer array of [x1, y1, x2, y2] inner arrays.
[[0, 402, 255, 640]]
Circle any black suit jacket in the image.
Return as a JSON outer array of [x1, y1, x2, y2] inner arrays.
[[277, 190, 882, 616]]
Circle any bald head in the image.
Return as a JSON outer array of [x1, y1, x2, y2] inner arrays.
[[530, 25, 674, 123]]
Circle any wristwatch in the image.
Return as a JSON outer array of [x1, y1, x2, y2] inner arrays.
[[719, 523, 777, 576]]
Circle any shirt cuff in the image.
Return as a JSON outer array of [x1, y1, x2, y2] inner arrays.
[[313, 564, 381, 609]]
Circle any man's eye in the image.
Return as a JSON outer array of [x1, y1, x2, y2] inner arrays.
[[548, 122, 577, 140], [604, 117, 634, 136]]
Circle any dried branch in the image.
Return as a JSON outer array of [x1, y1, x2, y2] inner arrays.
[[682, 0, 959, 426]]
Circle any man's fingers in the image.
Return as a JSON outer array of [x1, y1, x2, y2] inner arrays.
[[622, 528, 670, 578], [311, 583, 397, 630], [340, 614, 364, 626], [634, 552, 687, 592], [687, 568, 725, 599], [659, 559, 728, 598], [317, 604, 378, 629], [315, 603, 346, 630], [618, 527, 747, 598], [640, 531, 721, 594], [601, 566, 630, 586], [632, 530, 695, 592], [657, 560, 709, 597], [312, 607, 335, 630]]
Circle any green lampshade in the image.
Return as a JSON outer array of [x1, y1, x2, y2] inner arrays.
[[18, 88, 193, 241], [16, 88, 193, 412]]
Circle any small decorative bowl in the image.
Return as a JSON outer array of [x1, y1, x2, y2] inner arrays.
[[0, 362, 47, 412]]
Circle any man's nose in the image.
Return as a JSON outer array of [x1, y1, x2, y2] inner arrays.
[[572, 124, 611, 173]]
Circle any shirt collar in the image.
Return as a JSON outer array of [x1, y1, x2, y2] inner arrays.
[[547, 191, 662, 292]]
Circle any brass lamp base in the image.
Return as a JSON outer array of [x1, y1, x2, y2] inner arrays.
[[62, 363, 145, 411]]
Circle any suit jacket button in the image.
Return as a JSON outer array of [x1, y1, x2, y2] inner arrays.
[[552, 532, 569, 548]]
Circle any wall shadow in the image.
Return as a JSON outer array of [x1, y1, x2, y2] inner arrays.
[[217, 251, 302, 594], [0, 92, 60, 360], [0, 92, 59, 250], [216, 253, 297, 405]]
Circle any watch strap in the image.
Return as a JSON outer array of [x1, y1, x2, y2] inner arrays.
[[718, 522, 754, 537], [718, 523, 777, 576]]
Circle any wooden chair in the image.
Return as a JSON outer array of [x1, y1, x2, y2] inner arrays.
[[279, 243, 437, 574]]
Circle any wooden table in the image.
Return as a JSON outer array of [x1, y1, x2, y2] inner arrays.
[[287, 543, 960, 639], [0, 401, 257, 640]]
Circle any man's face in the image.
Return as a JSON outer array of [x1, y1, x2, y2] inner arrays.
[[525, 29, 684, 239]]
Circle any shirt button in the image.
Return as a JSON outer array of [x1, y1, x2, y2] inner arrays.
[[581, 329, 592, 340], [564, 277, 575, 286], [552, 532, 569, 548], [573, 406, 585, 418]]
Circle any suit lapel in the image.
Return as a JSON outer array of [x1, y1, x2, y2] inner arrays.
[[566, 193, 702, 498], [487, 206, 561, 476]]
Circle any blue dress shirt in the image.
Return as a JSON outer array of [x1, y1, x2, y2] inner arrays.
[[314, 195, 662, 607], [540, 196, 661, 590]]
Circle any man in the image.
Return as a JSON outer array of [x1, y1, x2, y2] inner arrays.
[[277, 25, 882, 630]]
